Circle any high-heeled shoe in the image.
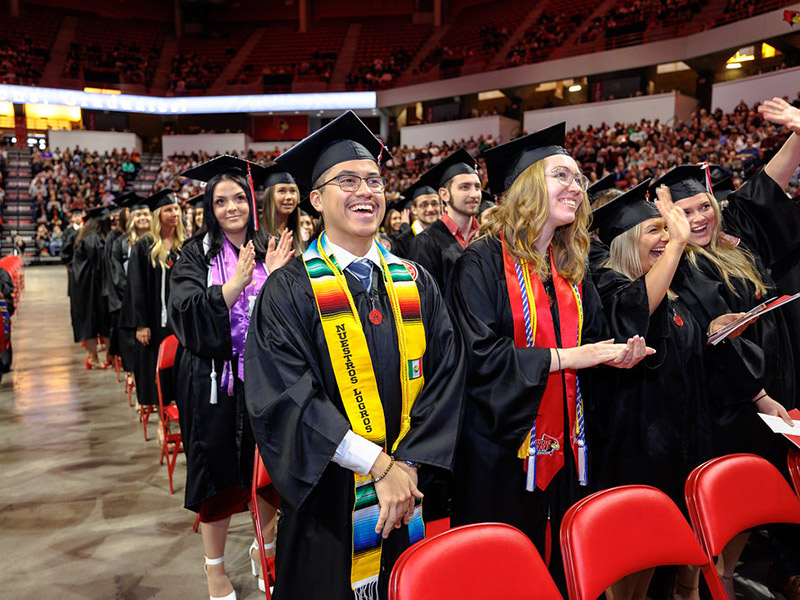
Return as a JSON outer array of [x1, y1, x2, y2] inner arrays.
[[203, 555, 236, 600], [249, 538, 276, 593]]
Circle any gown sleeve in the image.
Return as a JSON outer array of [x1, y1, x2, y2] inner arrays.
[[390, 264, 466, 470], [168, 239, 232, 360], [722, 167, 800, 268], [244, 266, 356, 510]]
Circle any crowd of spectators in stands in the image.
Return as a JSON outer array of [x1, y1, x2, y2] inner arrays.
[[505, 12, 581, 68], [168, 50, 233, 95], [347, 51, 412, 90], [146, 97, 800, 214], [0, 37, 50, 85], [25, 147, 140, 255], [62, 41, 159, 87]]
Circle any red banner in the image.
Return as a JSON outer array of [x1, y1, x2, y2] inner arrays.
[[14, 116, 26, 148], [252, 115, 308, 141]]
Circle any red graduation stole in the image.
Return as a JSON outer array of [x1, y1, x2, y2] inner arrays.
[[502, 242, 584, 491]]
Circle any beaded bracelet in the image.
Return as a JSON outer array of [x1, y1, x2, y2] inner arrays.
[[373, 456, 395, 482]]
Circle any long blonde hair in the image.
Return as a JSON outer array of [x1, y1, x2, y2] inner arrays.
[[684, 193, 768, 298], [149, 205, 186, 268], [480, 160, 590, 283], [603, 224, 644, 281]]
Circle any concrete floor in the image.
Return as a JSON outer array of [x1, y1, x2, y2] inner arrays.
[[0, 266, 264, 600]]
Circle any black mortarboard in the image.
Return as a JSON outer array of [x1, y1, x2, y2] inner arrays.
[[424, 148, 479, 189], [400, 179, 439, 204], [112, 191, 138, 207], [181, 155, 269, 188], [482, 122, 568, 195], [275, 110, 390, 190], [263, 164, 297, 190], [84, 205, 114, 221], [591, 179, 658, 246], [588, 174, 617, 204], [121, 193, 147, 211], [186, 193, 204, 208], [649, 165, 710, 202], [143, 188, 179, 212]]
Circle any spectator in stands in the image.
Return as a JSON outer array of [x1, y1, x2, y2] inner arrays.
[[35, 223, 50, 255]]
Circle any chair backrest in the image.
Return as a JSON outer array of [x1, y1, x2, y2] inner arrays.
[[685, 453, 800, 558], [156, 334, 180, 371], [560, 485, 724, 600], [789, 448, 800, 500], [155, 335, 180, 415], [253, 447, 273, 489], [388, 522, 561, 600]]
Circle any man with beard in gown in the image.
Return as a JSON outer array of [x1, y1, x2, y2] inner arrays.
[[407, 148, 482, 292], [244, 111, 465, 600]]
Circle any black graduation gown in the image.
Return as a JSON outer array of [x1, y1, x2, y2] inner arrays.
[[168, 238, 256, 512], [69, 234, 110, 343], [671, 168, 799, 466], [446, 236, 607, 588], [721, 167, 800, 409], [103, 229, 124, 356], [110, 235, 137, 372], [407, 219, 464, 292], [122, 235, 178, 406], [389, 226, 415, 259], [588, 268, 712, 509], [244, 253, 465, 600], [61, 225, 79, 297]]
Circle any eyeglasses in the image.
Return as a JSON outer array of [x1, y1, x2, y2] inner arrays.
[[548, 167, 589, 192], [416, 200, 440, 210], [315, 174, 388, 193]]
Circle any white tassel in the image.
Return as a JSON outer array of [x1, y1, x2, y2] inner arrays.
[[209, 361, 218, 405], [526, 455, 535, 492], [353, 576, 379, 600], [160, 268, 168, 327], [578, 440, 588, 486]]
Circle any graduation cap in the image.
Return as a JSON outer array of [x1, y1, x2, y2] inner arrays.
[[649, 165, 711, 203], [424, 148, 479, 190], [274, 110, 390, 191], [84, 204, 114, 221], [181, 155, 269, 187], [185, 193, 204, 209], [143, 188, 179, 212], [482, 122, 568, 195], [181, 155, 269, 230], [112, 191, 138, 207], [591, 179, 658, 246], [121, 193, 148, 211], [263, 164, 297, 190], [588, 174, 617, 205]]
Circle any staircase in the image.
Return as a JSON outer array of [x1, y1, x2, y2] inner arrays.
[[486, 4, 548, 70], [328, 23, 362, 89], [396, 23, 452, 85], [39, 15, 78, 87], [2, 148, 37, 260], [151, 37, 179, 94], [212, 27, 268, 91], [131, 154, 163, 196]]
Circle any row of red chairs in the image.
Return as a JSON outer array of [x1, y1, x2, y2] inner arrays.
[[149, 331, 800, 600], [389, 451, 800, 600]]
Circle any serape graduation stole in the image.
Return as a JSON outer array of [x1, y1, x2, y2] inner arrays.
[[303, 232, 426, 599], [501, 240, 588, 492]]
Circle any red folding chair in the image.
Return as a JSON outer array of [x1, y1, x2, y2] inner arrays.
[[685, 453, 800, 562], [560, 485, 727, 600], [155, 334, 182, 494], [389, 522, 561, 600], [789, 448, 800, 499]]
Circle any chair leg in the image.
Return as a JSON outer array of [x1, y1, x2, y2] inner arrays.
[[168, 434, 180, 495], [193, 514, 201, 532], [142, 406, 152, 441]]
